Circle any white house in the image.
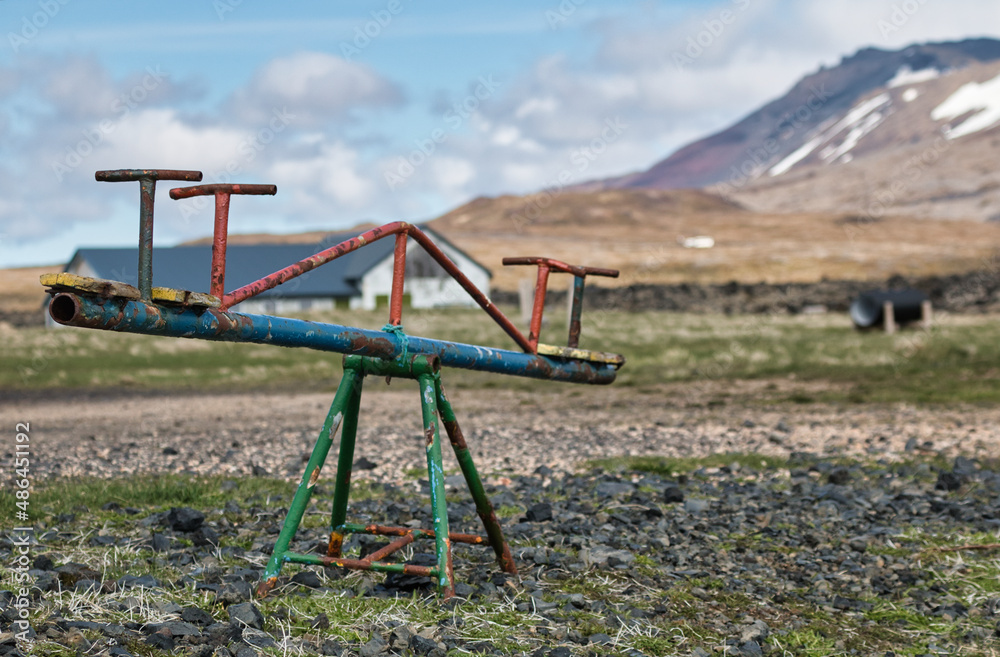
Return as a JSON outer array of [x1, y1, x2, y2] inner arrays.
[[55, 225, 491, 320]]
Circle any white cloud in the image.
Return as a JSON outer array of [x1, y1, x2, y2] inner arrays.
[[800, 0, 1000, 50], [514, 97, 559, 119], [100, 108, 246, 172], [41, 56, 117, 119], [430, 156, 475, 193], [0, 53, 391, 264], [491, 125, 521, 146], [268, 142, 375, 209], [227, 51, 403, 126]]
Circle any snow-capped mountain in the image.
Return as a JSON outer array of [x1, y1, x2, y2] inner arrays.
[[585, 39, 1000, 222]]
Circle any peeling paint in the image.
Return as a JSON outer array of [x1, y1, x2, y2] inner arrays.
[[327, 412, 343, 440]]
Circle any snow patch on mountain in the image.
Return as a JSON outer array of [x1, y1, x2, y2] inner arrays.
[[932, 71, 1000, 139], [887, 66, 940, 88], [769, 93, 890, 176], [768, 137, 822, 176], [819, 111, 885, 162]]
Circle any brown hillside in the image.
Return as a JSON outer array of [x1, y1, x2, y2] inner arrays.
[[428, 189, 1000, 290], [0, 265, 58, 324]]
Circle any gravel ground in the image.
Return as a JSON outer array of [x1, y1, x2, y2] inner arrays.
[[4, 381, 1000, 484], [2, 383, 1000, 656]]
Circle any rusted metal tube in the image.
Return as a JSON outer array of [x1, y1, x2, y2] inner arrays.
[[390, 231, 408, 326], [168, 183, 278, 198], [568, 275, 586, 349], [137, 178, 156, 300], [47, 292, 618, 384], [364, 533, 415, 562], [501, 256, 619, 279], [221, 222, 534, 353], [95, 169, 203, 301], [167, 183, 278, 300], [528, 264, 550, 351], [436, 381, 518, 575], [503, 256, 617, 350], [211, 192, 231, 300], [95, 169, 203, 183], [339, 522, 489, 545]]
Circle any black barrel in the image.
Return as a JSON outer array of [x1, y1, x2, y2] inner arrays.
[[850, 289, 928, 329]]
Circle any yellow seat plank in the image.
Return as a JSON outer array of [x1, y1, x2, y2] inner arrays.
[[536, 343, 625, 368], [40, 273, 140, 299], [151, 287, 221, 308]]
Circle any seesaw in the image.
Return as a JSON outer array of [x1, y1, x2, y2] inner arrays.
[[41, 169, 625, 599]]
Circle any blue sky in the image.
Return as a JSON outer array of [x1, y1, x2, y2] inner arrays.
[[1, 0, 996, 267]]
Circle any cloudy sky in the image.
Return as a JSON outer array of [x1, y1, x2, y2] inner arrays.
[[1, 0, 995, 267]]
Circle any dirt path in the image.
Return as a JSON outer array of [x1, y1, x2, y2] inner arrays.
[[4, 379, 998, 484]]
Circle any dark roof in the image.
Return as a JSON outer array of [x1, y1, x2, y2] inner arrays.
[[67, 225, 490, 298], [70, 229, 396, 298]]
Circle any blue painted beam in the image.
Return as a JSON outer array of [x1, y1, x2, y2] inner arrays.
[[48, 292, 618, 385]]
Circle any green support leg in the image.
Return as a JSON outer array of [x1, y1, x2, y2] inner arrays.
[[256, 366, 361, 597], [417, 372, 455, 598], [436, 380, 518, 575], [259, 353, 513, 600], [328, 367, 365, 557]]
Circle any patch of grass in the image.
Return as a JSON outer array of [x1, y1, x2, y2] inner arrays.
[[11, 308, 1000, 403], [494, 504, 524, 520], [775, 626, 839, 656], [865, 606, 938, 630], [631, 635, 680, 654], [0, 473, 380, 521]]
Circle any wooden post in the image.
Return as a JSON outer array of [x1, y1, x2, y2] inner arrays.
[[921, 300, 933, 329], [883, 300, 896, 335], [518, 278, 534, 329]]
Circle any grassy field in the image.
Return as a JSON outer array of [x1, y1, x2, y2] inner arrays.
[[5, 306, 1000, 403]]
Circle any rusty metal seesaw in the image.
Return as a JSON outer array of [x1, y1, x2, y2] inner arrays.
[[41, 168, 625, 600]]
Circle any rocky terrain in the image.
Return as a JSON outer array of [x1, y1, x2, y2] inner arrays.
[[0, 449, 997, 656]]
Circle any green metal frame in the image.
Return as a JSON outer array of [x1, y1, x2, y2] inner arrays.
[[257, 353, 517, 599]]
